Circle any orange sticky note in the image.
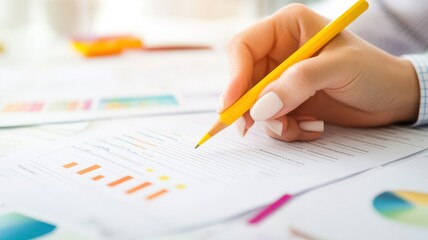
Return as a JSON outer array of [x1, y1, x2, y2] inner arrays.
[[71, 35, 143, 57]]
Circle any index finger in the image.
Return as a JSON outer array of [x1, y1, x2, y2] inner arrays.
[[219, 18, 276, 113], [219, 5, 309, 113]]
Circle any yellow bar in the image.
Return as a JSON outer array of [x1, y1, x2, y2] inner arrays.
[[77, 164, 100, 175], [107, 175, 133, 187]]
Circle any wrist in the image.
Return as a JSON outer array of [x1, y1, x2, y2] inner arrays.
[[390, 57, 420, 124]]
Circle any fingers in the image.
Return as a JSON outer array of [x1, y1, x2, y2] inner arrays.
[[250, 53, 348, 121], [264, 115, 323, 142], [219, 4, 328, 114], [221, 4, 340, 142], [235, 113, 255, 137], [218, 18, 277, 114]]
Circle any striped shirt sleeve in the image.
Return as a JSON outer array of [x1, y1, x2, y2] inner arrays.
[[403, 54, 428, 126]]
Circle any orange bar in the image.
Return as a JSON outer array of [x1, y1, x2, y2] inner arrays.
[[92, 175, 104, 181], [108, 175, 133, 187], [146, 189, 168, 200], [126, 182, 152, 194], [77, 165, 101, 175], [63, 162, 78, 168]]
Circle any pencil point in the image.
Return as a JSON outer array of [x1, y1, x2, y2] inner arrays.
[[195, 144, 200, 149], [242, 128, 249, 137]]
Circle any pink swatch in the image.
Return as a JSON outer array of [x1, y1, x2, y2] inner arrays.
[[248, 194, 293, 224]]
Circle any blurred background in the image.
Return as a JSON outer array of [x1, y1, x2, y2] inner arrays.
[[0, 0, 344, 62]]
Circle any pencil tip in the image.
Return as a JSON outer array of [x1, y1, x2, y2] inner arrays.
[[195, 144, 200, 149], [242, 128, 249, 137]]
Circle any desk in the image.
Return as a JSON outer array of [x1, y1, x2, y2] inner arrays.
[[1, 4, 427, 239]]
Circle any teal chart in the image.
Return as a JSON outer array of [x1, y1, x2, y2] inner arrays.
[[0, 213, 56, 240], [373, 190, 428, 227]]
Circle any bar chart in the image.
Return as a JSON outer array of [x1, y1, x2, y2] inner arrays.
[[61, 161, 184, 201]]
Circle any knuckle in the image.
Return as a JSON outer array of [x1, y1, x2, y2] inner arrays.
[[283, 64, 315, 95], [276, 3, 310, 17], [226, 35, 240, 51]]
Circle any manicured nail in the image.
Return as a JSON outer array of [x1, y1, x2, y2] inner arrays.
[[265, 120, 283, 136], [235, 117, 246, 137], [250, 92, 283, 121], [217, 93, 224, 113], [299, 121, 324, 132]]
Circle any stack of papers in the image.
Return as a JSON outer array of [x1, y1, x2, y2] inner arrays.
[[0, 113, 427, 239]]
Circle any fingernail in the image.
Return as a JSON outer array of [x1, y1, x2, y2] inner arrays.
[[265, 120, 283, 136], [250, 92, 283, 121], [299, 121, 324, 132], [217, 93, 225, 114], [235, 117, 246, 137]]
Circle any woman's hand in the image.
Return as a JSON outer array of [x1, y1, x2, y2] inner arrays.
[[218, 4, 420, 142]]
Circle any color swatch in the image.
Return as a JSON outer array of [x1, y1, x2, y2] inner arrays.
[[1, 95, 178, 113], [98, 95, 178, 110], [46, 100, 92, 112], [1, 100, 92, 113], [0, 213, 56, 240], [373, 190, 428, 227], [2, 102, 44, 113]]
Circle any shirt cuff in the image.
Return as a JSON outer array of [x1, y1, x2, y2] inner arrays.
[[403, 54, 428, 127]]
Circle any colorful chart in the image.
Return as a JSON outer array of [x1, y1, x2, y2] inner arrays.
[[373, 190, 428, 227], [1, 95, 178, 113], [46, 100, 92, 112], [62, 161, 185, 201], [2, 102, 44, 113], [0, 213, 56, 240], [98, 95, 178, 110], [1, 100, 92, 113]]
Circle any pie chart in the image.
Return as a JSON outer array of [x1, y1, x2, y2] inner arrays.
[[0, 213, 56, 240], [373, 190, 428, 227]]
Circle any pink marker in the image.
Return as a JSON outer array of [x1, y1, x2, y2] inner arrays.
[[248, 194, 293, 225]]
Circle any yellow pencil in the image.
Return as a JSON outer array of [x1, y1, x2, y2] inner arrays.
[[195, 0, 369, 149]]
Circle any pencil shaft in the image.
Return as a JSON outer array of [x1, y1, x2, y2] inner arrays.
[[197, 0, 368, 147]]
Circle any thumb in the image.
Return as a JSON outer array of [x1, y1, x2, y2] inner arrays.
[[249, 55, 344, 121]]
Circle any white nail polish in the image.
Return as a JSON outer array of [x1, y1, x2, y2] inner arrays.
[[235, 117, 246, 137], [299, 121, 324, 132], [250, 92, 283, 121], [265, 120, 283, 136], [217, 93, 224, 114]]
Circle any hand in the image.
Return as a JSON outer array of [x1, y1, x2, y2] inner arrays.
[[218, 4, 420, 142]]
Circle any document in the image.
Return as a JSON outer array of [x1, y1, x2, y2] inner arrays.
[[0, 92, 218, 127], [0, 51, 227, 128], [0, 113, 427, 238], [290, 150, 428, 240], [0, 122, 91, 158]]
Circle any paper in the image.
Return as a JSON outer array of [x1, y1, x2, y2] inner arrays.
[[0, 113, 427, 238], [0, 122, 92, 158], [0, 201, 101, 239], [0, 92, 218, 127], [0, 50, 228, 128], [290, 150, 428, 240]]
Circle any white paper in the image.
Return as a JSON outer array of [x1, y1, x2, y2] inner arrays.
[[0, 122, 91, 158], [290, 150, 428, 240], [0, 113, 427, 238], [0, 50, 228, 128], [0, 92, 218, 127]]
